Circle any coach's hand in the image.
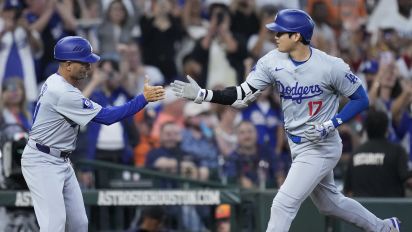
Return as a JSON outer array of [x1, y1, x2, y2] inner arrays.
[[171, 75, 203, 103], [143, 78, 165, 102], [304, 120, 335, 143]]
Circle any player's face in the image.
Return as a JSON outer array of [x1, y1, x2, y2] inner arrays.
[[274, 32, 298, 52], [69, 61, 92, 80]]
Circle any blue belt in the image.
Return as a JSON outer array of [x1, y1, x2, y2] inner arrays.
[[286, 133, 308, 144], [28, 139, 71, 159]]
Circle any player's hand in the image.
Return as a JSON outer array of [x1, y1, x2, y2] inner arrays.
[[171, 75, 203, 103], [304, 120, 335, 143], [143, 78, 165, 102]]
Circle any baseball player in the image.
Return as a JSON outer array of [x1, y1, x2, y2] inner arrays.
[[21, 36, 165, 232], [171, 9, 401, 232]]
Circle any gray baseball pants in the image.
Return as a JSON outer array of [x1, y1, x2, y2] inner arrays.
[[266, 133, 390, 232], [21, 145, 88, 232]]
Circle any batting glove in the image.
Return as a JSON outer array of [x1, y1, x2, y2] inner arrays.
[[171, 75, 205, 103], [304, 120, 335, 143]]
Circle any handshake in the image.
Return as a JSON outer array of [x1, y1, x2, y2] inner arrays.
[[143, 75, 201, 103]]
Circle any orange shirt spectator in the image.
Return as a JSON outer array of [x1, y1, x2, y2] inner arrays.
[[306, 0, 339, 27], [133, 110, 159, 167]]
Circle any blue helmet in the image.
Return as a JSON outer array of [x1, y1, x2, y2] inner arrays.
[[266, 9, 315, 43], [54, 36, 100, 63]]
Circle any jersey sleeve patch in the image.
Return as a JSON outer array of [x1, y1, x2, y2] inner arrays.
[[82, 98, 94, 109], [344, 72, 359, 84]]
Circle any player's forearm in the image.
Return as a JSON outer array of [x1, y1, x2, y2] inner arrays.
[[331, 86, 369, 128], [202, 83, 259, 107], [92, 94, 147, 125]]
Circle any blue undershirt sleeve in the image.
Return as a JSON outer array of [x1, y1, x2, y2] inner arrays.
[[331, 86, 369, 128], [92, 94, 148, 125]]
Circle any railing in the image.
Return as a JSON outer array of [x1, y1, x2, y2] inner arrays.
[[2, 159, 411, 232]]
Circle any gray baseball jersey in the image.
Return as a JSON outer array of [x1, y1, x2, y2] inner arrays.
[[252, 49, 393, 232], [246, 48, 361, 137], [22, 73, 102, 232], [30, 73, 102, 151]]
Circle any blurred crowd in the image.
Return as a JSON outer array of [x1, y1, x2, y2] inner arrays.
[[1, 0, 412, 231]]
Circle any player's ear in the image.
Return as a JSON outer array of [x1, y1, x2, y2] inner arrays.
[[65, 61, 72, 71], [293, 33, 301, 43]]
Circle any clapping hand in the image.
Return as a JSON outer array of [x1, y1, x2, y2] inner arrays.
[[143, 77, 165, 102]]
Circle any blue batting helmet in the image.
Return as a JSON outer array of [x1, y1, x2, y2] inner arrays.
[[54, 36, 100, 63], [266, 9, 315, 43]]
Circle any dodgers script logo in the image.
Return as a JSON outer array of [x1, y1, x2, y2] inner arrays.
[[276, 81, 323, 104]]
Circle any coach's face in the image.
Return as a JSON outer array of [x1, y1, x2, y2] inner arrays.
[[67, 61, 92, 80]]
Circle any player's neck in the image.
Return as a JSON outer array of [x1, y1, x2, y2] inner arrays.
[[289, 45, 311, 62], [58, 67, 79, 87]]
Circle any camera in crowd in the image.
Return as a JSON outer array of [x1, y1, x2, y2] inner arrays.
[[0, 124, 28, 190]]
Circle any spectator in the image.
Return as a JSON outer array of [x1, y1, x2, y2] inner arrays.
[[367, 59, 402, 141], [214, 104, 239, 157], [229, 0, 259, 40], [181, 101, 219, 179], [150, 86, 186, 140], [181, 54, 203, 86], [145, 121, 208, 231], [24, 0, 77, 82], [97, 0, 133, 54], [75, 0, 103, 50], [255, 0, 299, 12], [224, 121, 285, 189], [122, 42, 165, 96], [0, 77, 32, 132], [337, 0, 367, 31], [309, 1, 338, 56], [306, 0, 339, 28], [367, 0, 412, 37], [241, 87, 284, 154], [85, 54, 137, 168], [133, 109, 159, 167], [392, 79, 412, 160], [191, 0, 248, 88], [127, 206, 167, 232], [181, 0, 208, 40], [0, 0, 41, 103], [215, 204, 231, 232], [145, 121, 208, 181], [344, 109, 412, 197], [139, 0, 186, 84], [247, 5, 277, 60]]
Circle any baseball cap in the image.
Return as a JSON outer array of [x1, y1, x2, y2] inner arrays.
[[183, 102, 211, 117], [215, 204, 231, 219]]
